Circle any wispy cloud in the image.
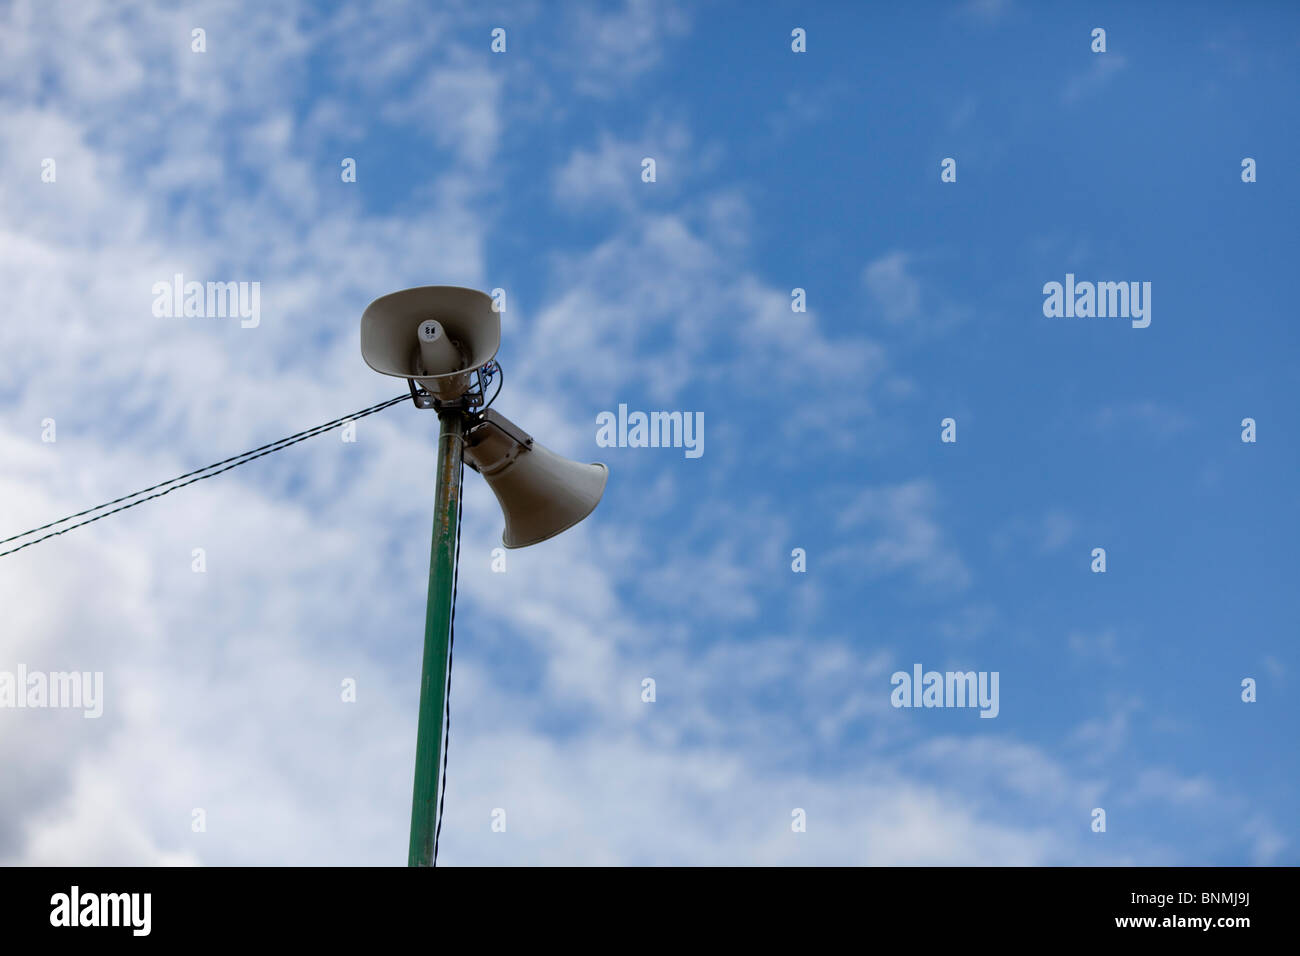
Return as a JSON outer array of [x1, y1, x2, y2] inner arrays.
[[863, 251, 922, 324], [1062, 53, 1128, 104], [1091, 401, 1191, 438], [563, 0, 691, 96], [552, 120, 694, 211], [1, 0, 1290, 867], [837, 480, 972, 591], [991, 509, 1077, 555]]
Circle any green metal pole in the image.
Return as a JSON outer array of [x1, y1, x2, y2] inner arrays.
[[408, 409, 465, 867]]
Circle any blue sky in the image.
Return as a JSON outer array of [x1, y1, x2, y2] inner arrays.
[[0, 0, 1296, 864]]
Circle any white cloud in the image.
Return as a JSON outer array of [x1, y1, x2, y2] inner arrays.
[[991, 509, 1077, 555], [960, 0, 1011, 23], [863, 251, 922, 323], [1068, 628, 1124, 666], [837, 480, 972, 591], [1091, 400, 1190, 438], [1062, 53, 1128, 105], [563, 0, 690, 97], [382, 58, 504, 168], [0, 0, 1280, 868], [552, 119, 695, 211]]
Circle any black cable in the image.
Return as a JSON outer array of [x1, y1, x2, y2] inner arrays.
[[481, 362, 503, 411], [0, 394, 408, 559], [432, 448, 464, 867], [1, 394, 406, 547]]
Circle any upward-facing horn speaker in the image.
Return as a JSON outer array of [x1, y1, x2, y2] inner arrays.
[[360, 286, 500, 400], [463, 410, 609, 549]]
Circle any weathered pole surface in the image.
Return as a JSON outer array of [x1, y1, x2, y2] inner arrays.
[[408, 409, 465, 867]]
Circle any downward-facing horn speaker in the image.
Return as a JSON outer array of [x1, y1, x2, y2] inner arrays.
[[463, 410, 608, 549]]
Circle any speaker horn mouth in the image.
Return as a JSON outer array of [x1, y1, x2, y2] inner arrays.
[[359, 286, 501, 401], [502, 462, 608, 549]]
